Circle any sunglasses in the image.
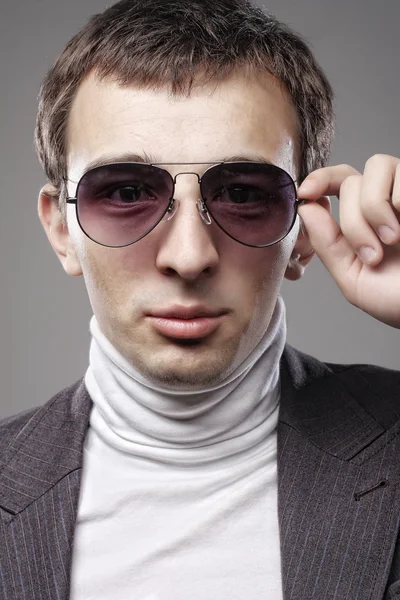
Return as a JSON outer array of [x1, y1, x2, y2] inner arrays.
[[65, 161, 303, 248]]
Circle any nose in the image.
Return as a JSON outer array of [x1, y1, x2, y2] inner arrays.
[[155, 173, 220, 280]]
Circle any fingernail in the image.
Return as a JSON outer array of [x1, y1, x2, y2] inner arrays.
[[377, 225, 395, 244], [359, 246, 377, 264]]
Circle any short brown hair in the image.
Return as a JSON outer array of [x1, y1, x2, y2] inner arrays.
[[35, 0, 335, 225]]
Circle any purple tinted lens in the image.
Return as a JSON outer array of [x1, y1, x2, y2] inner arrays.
[[76, 163, 173, 247], [201, 162, 297, 246]]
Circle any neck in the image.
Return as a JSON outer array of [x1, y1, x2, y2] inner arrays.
[[84, 296, 287, 468]]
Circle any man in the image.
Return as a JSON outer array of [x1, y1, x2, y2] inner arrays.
[[0, 0, 399, 598]]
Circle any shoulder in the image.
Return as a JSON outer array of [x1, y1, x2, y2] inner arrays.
[[283, 342, 400, 383], [0, 377, 88, 460], [283, 344, 400, 431], [0, 406, 40, 458]]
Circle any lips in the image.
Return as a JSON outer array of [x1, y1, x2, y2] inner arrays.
[[148, 305, 227, 319], [147, 305, 228, 339]]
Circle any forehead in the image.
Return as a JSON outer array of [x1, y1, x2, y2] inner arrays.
[[66, 70, 300, 178]]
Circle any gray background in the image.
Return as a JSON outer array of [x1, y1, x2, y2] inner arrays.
[[1, 0, 399, 419]]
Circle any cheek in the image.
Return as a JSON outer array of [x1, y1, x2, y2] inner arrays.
[[244, 238, 294, 327], [270, 221, 300, 277], [68, 202, 151, 283], [77, 241, 155, 314], [240, 238, 294, 293]]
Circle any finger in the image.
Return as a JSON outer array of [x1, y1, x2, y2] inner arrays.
[[393, 163, 400, 213], [297, 164, 360, 200], [339, 174, 383, 265], [361, 154, 400, 245], [298, 199, 361, 290]]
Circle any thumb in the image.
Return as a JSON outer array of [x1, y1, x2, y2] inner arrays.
[[297, 197, 357, 283]]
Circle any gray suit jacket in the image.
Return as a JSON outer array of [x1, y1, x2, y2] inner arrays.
[[1, 344, 400, 599]]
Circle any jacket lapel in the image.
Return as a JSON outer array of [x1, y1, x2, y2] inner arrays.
[[278, 345, 400, 600], [0, 378, 92, 600]]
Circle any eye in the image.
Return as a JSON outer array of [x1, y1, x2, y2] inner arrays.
[[217, 186, 266, 204], [105, 184, 156, 204], [111, 186, 141, 203]]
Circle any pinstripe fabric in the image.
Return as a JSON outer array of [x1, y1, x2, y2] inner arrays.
[[0, 472, 82, 600], [0, 379, 91, 599], [1, 345, 400, 599], [279, 346, 400, 600]]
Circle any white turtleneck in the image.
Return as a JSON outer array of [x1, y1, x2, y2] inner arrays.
[[69, 295, 286, 600]]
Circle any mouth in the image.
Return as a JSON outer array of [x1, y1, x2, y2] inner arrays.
[[147, 315, 226, 340], [166, 336, 204, 346]]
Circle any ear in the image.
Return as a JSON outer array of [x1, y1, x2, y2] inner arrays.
[[284, 196, 331, 282], [38, 184, 83, 276]]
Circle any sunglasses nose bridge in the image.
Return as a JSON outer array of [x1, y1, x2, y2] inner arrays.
[[172, 171, 201, 182], [165, 171, 211, 225], [171, 170, 202, 190]]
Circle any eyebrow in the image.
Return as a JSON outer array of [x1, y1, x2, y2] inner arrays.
[[80, 152, 277, 175]]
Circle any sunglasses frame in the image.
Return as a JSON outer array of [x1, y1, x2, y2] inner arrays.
[[65, 161, 304, 248]]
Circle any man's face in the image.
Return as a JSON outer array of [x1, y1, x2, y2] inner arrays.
[[44, 70, 304, 389]]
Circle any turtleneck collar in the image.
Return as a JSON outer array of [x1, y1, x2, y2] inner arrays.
[[84, 295, 287, 468]]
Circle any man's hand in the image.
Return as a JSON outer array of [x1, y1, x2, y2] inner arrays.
[[297, 154, 400, 329]]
